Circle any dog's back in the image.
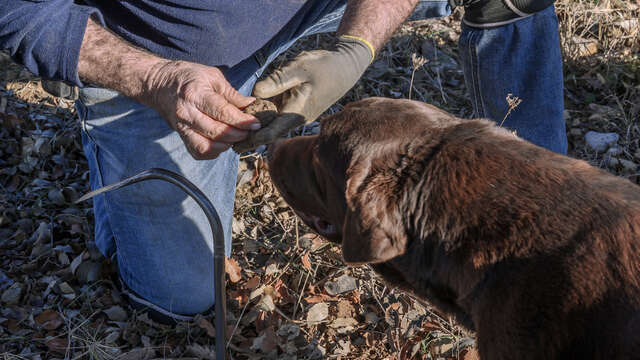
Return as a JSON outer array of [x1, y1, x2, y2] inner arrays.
[[392, 116, 640, 359]]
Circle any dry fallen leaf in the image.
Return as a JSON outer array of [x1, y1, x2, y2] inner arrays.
[[103, 305, 128, 322], [229, 289, 249, 306], [225, 257, 242, 283], [198, 316, 216, 338], [45, 337, 69, 354], [245, 275, 260, 290], [35, 310, 64, 330], [304, 294, 328, 304], [186, 344, 216, 360], [462, 348, 481, 360], [301, 252, 312, 271], [307, 302, 328, 324]]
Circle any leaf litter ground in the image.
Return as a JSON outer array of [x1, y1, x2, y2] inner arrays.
[[1, 1, 638, 359]]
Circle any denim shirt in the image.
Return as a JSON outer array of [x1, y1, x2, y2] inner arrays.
[[0, 0, 309, 86]]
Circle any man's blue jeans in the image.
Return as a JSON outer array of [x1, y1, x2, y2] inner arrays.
[[77, 1, 566, 319]]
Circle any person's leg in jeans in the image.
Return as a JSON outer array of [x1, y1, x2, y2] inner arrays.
[[76, 0, 356, 321], [458, 5, 567, 154]]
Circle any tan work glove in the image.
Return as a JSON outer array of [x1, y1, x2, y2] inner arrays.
[[233, 35, 374, 153]]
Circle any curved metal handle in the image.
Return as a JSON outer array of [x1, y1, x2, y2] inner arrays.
[[76, 168, 227, 360]]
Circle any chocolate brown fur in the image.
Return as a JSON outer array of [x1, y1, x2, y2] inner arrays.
[[268, 97, 640, 359]]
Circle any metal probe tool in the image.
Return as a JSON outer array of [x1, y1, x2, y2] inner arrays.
[[75, 168, 228, 360]]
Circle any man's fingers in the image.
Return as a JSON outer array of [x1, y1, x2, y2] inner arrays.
[[179, 127, 231, 160], [253, 65, 307, 99], [221, 84, 256, 109], [180, 104, 249, 143], [196, 94, 260, 131]]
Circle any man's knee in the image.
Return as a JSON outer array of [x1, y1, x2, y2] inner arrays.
[[163, 276, 216, 315], [121, 260, 216, 316]]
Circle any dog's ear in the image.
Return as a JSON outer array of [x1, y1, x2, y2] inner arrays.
[[341, 156, 407, 264]]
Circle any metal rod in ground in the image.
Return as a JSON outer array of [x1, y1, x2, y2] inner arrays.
[[75, 168, 228, 360]]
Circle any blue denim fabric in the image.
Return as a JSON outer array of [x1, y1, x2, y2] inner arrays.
[[459, 5, 567, 154], [78, 0, 347, 317], [77, 0, 566, 318]]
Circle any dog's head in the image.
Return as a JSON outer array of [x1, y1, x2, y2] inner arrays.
[[268, 97, 460, 265]]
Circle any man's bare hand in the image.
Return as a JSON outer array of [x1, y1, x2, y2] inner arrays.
[[141, 61, 259, 159], [78, 18, 259, 160]]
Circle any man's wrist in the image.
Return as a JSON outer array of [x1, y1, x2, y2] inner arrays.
[[339, 35, 376, 63], [77, 17, 169, 102], [126, 56, 171, 105]]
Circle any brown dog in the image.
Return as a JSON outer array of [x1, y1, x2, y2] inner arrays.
[[267, 97, 640, 359]]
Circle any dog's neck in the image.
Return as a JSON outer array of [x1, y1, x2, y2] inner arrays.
[[391, 121, 554, 315]]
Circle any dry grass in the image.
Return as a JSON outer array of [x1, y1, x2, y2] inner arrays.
[[1, 1, 639, 359]]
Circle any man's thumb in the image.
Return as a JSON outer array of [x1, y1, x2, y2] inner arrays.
[[253, 65, 306, 99]]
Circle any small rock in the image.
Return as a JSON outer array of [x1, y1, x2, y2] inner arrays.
[[103, 305, 128, 322], [307, 302, 329, 324], [585, 131, 619, 152], [324, 274, 357, 296], [1, 282, 23, 305]]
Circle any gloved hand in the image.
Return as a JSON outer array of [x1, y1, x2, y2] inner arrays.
[[233, 35, 374, 153]]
